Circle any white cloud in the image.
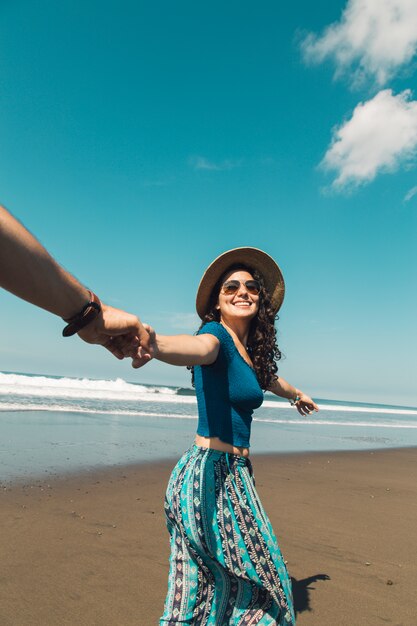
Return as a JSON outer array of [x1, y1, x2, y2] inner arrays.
[[189, 156, 242, 171], [404, 185, 417, 201], [152, 312, 200, 333], [322, 89, 417, 189], [170, 312, 200, 331], [302, 0, 417, 86]]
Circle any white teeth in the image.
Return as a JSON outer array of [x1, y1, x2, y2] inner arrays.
[[234, 302, 251, 307]]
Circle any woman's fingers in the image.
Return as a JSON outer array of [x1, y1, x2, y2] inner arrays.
[[105, 334, 140, 358], [131, 352, 152, 368], [142, 323, 156, 343], [296, 400, 318, 416], [296, 404, 307, 416], [297, 395, 319, 414]]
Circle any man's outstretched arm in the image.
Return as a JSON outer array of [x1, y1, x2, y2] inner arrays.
[[0, 205, 150, 360]]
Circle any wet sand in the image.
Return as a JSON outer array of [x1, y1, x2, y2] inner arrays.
[[1, 447, 416, 625]]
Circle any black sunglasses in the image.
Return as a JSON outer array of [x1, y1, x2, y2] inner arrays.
[[221, 279, 261, 296]]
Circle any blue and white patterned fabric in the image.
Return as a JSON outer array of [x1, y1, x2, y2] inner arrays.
[[159, 445, 295, 625]]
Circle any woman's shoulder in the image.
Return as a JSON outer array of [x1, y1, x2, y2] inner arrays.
[[198, 321, 226, 338], [197, 321, 234, 357], [197, 321, 235, 360]]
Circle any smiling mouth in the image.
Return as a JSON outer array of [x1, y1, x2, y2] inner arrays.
[[233, 302, 252, 307]]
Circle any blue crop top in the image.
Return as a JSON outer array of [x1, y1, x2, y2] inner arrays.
[[194, 321, 264, 448]]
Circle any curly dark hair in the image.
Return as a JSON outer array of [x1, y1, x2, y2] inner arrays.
[[189, 264, 282, 390]]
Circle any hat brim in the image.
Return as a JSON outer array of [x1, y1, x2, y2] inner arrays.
[[196, 247, 285, 319]]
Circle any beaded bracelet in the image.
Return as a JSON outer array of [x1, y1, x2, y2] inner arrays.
[[289, 395, 301, 406], [62, 291, 102, 337]]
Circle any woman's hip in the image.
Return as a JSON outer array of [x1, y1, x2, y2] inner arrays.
[[164, 444, 257, 528]]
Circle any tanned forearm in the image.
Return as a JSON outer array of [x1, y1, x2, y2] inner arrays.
[[0, 206, 88, 318], [268, 376, 301, 402]]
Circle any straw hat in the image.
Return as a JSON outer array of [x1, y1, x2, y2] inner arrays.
[[196, 247, 285, 319]]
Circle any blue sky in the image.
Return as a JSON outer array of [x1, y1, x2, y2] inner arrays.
[[0, 0, 416, 405]]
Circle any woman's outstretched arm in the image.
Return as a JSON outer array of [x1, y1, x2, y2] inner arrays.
[[132, 325, 220, 368], [268, 376, 319, 416]]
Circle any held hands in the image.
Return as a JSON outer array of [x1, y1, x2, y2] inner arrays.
[[293, 393, 319, 417], [131, 323, 158, 368], [77, 304, 152, 365]]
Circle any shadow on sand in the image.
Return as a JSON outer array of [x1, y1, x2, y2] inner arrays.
[[291, 574, 330, 615]]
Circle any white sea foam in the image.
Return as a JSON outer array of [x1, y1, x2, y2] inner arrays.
[[253, 417, 417, 429], [262, 400, 417, 415], [0, 385, 197, 403], [0, 372, 195, 403], [0, 372, 173, 393], [0, 402, 196, 420]]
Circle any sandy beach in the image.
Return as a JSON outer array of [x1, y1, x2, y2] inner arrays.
[[1, 447, 416, 626]]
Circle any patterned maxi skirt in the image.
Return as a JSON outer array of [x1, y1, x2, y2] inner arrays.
[[159, 445, 295, 625]]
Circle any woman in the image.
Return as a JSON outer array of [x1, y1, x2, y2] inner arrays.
[[136, 248, 318, 625]]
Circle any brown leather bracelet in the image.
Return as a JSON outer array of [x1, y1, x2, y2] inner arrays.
[[62, 291, 102, 337]]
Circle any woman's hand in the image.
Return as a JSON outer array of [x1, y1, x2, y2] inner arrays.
[[131, 323, 158, 368], [268, 377, 319, 417], [294, 393, 319, 417]]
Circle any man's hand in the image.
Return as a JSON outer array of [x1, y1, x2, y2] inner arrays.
[[77, 304, 152, 362]]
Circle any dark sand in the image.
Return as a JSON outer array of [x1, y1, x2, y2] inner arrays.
[[1, 448, 416, 625]]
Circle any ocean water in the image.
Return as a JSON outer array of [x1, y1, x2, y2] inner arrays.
[[1, 371, 417, 481]]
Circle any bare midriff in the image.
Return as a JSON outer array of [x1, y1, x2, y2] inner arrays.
[[195, 434, 250, 458]]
